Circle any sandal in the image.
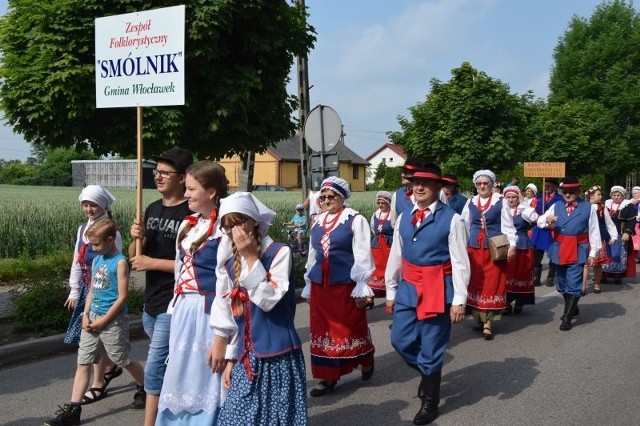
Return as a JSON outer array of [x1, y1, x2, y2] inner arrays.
[[310, 380, 337, 397], [81, 387, 108, 405], [103, 365, 123, 389], [482, 326, 494, 341]]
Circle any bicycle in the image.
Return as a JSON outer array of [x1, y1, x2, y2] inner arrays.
[[281, 224, 308, 258]]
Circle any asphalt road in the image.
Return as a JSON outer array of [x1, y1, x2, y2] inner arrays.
[[1, 280, 639, 425]]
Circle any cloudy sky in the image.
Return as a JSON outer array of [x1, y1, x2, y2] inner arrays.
[[0, 0, 607, 161]]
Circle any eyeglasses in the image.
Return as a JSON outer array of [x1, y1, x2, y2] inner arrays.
[[153, 169, 178, 179], [219, 219, 249, 235], [475, 181, 491, 187], [319, 195, 337, 202]]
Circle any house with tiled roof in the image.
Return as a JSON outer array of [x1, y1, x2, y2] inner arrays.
[[365, 143, 407, 184], [217, 133, 369, 192]]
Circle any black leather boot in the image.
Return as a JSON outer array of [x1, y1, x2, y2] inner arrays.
[[413, 372, 441, 425], [560, 294, 580, 320], [533, 265, 542, 286], [545, 263, 556, 287], [560, 296, 579, 331]]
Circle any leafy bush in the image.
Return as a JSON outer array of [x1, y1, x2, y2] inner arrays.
[[0, 250, 71, 283], [10, 280, 69, 332], [127, 286, 144, 316], [10, 277, 144, 333]]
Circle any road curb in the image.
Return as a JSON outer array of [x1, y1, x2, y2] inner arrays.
[[0, 319, 145, 368], [0, 289, 306, 368]]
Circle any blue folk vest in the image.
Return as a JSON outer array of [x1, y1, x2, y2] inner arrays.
[[548, 200, 591, 265], [468, 198, 503, 249], [307, 213, 357, 284], [225, 242, 301, 357], [397, 202, 456, 305]]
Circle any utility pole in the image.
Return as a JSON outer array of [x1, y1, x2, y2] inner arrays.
[[296, 0, 310, 201]]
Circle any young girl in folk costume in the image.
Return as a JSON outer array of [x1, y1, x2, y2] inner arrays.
[[582, 186, 618, 294], [65, 185, 123, 404], [503, 187, 538, 314], [368, 191, 395, 299], [155, 161, 229, 425], [210, 192, 307, 426], [302, 176, 375, 397], [602, 185, 637, 284]]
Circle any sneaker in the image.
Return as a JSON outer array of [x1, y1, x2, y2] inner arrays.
[[43, 403, 81, 426], [130, 385, 146, 409]]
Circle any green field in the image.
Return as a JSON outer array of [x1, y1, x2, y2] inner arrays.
[[0, 184, 378, 259]]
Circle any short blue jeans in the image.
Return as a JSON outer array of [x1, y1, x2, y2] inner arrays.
[[142, 311, 171, 395]]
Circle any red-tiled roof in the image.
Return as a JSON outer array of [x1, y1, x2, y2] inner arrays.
[[365, 143, 406, 161]]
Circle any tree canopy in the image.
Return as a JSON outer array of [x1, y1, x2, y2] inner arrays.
[[391, 62, 535, 176], [537, 0, 640, 179], [0, 0, 315, 159]]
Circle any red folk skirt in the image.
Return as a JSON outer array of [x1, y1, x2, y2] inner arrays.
[[309, 281, 374, 381], [506, 248, 535, 305], [368, 236, 391, 298], [466, 246, 508, 311]]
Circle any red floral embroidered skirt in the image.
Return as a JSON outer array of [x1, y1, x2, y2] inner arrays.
[[309, 282, 374, 381], [466, 246, 508, 311], [506, 248, 535, 305]]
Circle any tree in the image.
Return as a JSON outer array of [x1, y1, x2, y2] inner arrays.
[[0, 1, 315, 159], [395, 62, 535, 176], [0, 160, 35, 184], [31, 146, 97, 186], [525, 99, 631, 176], [544, 0, 640, 180]]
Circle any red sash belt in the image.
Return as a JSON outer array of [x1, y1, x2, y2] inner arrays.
[[553, 232, 588, 265], [402, 259, 452, 320]]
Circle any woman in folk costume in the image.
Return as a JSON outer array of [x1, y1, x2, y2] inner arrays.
[[210, 192, 307, 426], [461, 170, 517, 340], [602, 185, 637, 283], [503, 186, 538, 314], [582, 185, 618, 294], [631, 186, 640, 261], [65, 185, 123, 403], [368, 190, 395, 298], [302, 176, 376, 397], [536, 177, 600, 331], [155, 161, 229, 425], [523, 183, 538, 208]]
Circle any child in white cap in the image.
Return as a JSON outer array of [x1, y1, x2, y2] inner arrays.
[[63, 185, 123, 405]]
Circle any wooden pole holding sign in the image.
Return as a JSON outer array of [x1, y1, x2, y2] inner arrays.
[[95, 5, 185, 257], [136, 107, 143, 256], [523, 162, 565, 214]]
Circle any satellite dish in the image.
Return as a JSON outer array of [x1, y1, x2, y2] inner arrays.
[[304, 105, 342, 152]]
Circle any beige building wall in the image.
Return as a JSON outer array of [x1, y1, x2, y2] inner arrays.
[[218, 152, 366, 191]]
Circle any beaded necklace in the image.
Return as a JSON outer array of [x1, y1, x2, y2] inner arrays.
[[322, 208, 344, 233]]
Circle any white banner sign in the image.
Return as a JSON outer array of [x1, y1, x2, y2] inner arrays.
[[95, 5, 185, 108]]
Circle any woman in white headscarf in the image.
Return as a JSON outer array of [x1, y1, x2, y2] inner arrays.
[[65, 185, 123, 403], [302, 176, 376, 397], [211, 192, 307, 425], [602, 185, 637, 283], [368, 190, 394, 299], [460, 170, 517, 340], [523, 183, 537, 207]]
